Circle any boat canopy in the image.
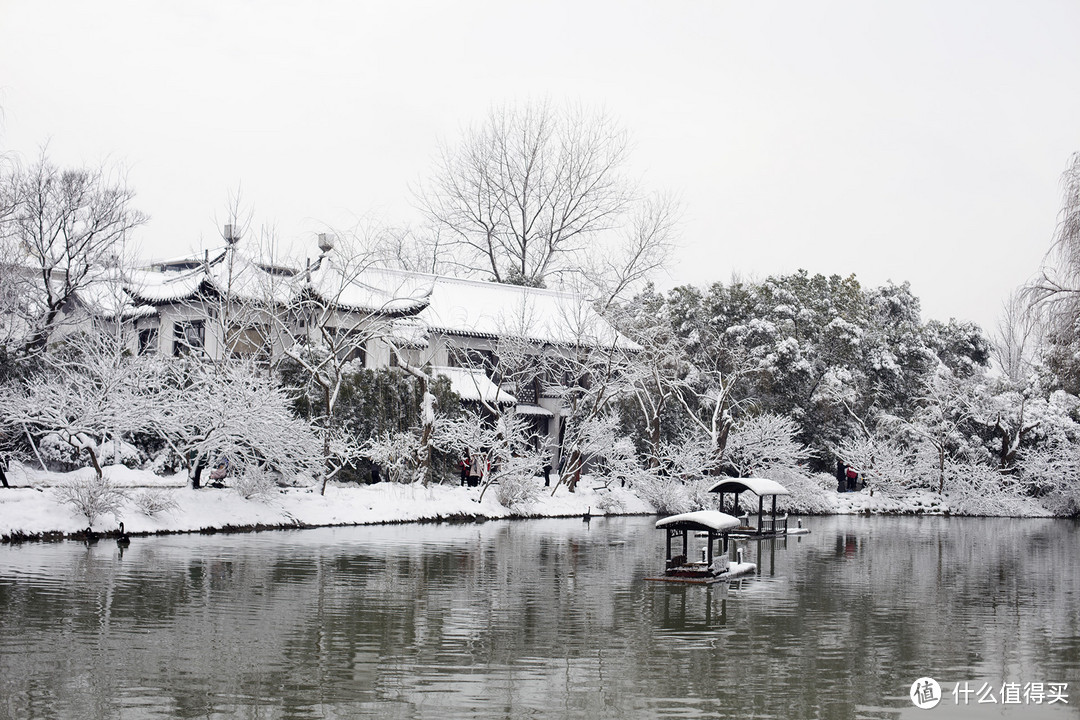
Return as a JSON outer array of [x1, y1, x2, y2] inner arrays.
[[655, 510, 740, 533], [707, 477, 790, 497]]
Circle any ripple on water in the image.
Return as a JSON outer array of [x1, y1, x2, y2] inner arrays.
[[0, 516, 1077, 720]]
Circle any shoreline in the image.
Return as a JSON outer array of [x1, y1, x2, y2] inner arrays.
[[0, 463, 1068, 544]]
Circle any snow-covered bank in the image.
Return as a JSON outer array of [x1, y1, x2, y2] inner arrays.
[[0, 462, 1066, 543], [822, 487, 1054, 517], [0, 462, 653, 541]]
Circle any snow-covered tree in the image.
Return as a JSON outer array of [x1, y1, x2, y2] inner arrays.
[[836, 433, 915, 493], [882, 367, 983, 493], [152, 359, 321, 489], [1, 328, 157, 477], [270, 232, 423, 493], [614, 284, 686, 468], [434, 409, 545, 502], [723, 413, 813, 478]]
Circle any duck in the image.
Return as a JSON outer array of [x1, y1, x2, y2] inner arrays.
[[116, 522, 131, 547]]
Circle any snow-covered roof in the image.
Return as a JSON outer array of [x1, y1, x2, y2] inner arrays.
[[307, 261, 431, 317], [655, 510, 741, 533], [386, 318, 429, 349], [128, 248, 432, 317], [356, 268, 639, 350], [126, 246, 634, 349], [431, 366, 516, 405], [513, 404, 554, 417], [706, 477, 790, 497], [126, 267, 211, 304], [70, 269, 156, 320]]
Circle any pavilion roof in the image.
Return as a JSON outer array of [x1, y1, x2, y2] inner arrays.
[[706, 477, 790, 497], [655, 510, 741, 533]]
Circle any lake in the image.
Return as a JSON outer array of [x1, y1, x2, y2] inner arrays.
[[0, 515, 1077, 719]]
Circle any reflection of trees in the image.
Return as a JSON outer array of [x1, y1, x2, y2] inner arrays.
[[0, 518, 1078, 718]]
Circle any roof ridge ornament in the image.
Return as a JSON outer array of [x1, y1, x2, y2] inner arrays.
[[223, 224, 241, 245]]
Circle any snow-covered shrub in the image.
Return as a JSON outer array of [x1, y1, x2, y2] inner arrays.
[[149, 448, 184, 476], [1018, 445, 1080, 517], [654, 435, 715, 482], [364, 430, 420, 484], [944, 459, 1047, 516], [38, 433, 85, 472], [133, 489, 179, 517], [594, 490, 626, 515], [97, 438, 142, 468], [633, 475, 694, 515], [54, 471, 129, 524], [774, 469, 836, 515], [495, 473, 540, 514], [684, 477, 723, 511], [837, 434, 914, 493], [233, 467, 277, 501]]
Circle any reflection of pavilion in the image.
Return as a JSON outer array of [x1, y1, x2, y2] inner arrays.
[[656, 582, 730, 630], [730, 532, 807, 578], [709, 477, 809, 538]]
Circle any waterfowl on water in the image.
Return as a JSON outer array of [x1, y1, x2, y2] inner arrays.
[[116, 522, 130, 547], [83, 527, 99, 544], [583, 507, 591, 522]]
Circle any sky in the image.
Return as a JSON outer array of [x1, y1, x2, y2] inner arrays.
[[2, 0, 1079, 333]]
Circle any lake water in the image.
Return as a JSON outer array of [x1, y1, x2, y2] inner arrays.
[[0, 515, 1077, 719]]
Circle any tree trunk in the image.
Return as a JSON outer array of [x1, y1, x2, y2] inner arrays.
[[938, 446, 945, 494], [84, 446, 103, 479], [566, 448, 582, 492], [416, 380, 435, 486], [647, 416, 661, 469], [320, 384, 332, 496]]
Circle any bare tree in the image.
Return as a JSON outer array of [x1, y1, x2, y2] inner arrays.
[[1031, 153, 1080, 301], [985, 290, 1043, 469], [371, 225, 453, 276], [1, 151, 147, 353], [1022, 153, 1080, 389], [420, 101, 652, 287], [992, 289, 1042, 383], [584, 193, 679, 311]]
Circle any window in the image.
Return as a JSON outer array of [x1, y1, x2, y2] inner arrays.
[[137, 328, 158, 356], [228, 324, 270, 361], [173, 320, 205, 357]]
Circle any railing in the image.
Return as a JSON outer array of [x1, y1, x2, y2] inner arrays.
[[744, 513, 790, 535]]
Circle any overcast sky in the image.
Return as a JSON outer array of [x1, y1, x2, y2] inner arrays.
[[2, 0, 1079, 332]]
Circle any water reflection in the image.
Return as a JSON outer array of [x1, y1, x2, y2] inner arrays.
[[0, 517, 1077, 719]]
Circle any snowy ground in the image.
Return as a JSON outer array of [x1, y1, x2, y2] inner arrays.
[[0, 463, 1056, 541], [823, 485, 1053, 517], [0, 462, 652, 539]]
